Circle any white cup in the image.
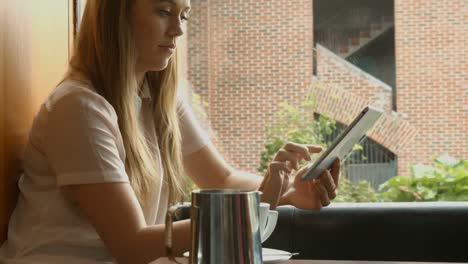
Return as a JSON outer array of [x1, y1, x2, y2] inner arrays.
[[258, 202, 278, 242]]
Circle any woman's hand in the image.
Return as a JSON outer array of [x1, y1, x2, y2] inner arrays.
[[258, 142, 340, 210], [281, 159, 340, 210]]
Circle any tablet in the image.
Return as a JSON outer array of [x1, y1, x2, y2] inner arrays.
[[301, 105, 384, 181]]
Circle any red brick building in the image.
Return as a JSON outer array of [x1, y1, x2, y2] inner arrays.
[[185, 0, 467, 182]]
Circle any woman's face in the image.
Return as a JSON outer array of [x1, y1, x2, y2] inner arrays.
[[131, 0, 190, 73]]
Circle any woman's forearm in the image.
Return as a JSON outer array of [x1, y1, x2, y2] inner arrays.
[[118, 219, 191, 264], [223, 169, 263, 191], [223, 170, 294, 207]]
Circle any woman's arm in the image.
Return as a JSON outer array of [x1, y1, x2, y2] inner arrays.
[[64, 183, 190, 264], [184, 142, 339, 210], [183, 143, 263, 190]]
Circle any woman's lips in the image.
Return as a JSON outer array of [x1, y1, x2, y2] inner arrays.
[[159, 44, 176, 52]]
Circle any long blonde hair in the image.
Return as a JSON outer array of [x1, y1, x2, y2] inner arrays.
[[66, 0, 186, 207]]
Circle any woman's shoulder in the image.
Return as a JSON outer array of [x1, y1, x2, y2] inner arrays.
[[45, 79, 115, 115]]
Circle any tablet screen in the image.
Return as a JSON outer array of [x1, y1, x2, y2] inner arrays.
[[301, 106, 384, 181]]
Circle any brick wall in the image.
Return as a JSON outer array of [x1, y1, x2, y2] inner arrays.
[[395, 0, 468, 174], [187, 0, 315, 173], [316, 44, 393, 113], [186, 0, 209, 101]]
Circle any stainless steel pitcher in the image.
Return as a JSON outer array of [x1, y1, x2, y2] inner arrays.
[[166, 189, 263, 264]]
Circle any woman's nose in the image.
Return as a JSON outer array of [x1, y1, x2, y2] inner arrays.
[[168, 18, 184, 37]]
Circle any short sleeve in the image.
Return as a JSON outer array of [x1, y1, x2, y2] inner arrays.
[[177, 99, 211, 156], [44, 88, 129, 186]]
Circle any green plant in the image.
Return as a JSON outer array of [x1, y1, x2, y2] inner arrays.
[[378, 156, 468, 202], [334, 177, 378, 202]]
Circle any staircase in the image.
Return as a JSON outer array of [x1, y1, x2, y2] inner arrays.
[[315, 6, 394, 59]]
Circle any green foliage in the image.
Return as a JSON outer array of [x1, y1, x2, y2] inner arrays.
[[378, 156, 468, 202], [258, 88, 336, 174], [334, 177, 378, 202]]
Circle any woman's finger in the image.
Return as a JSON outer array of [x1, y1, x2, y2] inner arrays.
[[283, 142, 313, 161], [275, 162, 291, 196], [318, 170, 337, 199], [280, 173, 290, 195], [306, 145, 323, 154], [260, 179, 283, 209], [330, 158, 341, 186], [263, 161, 291, 209], [273, 149, 299, 170], [315, 183, 330, 207], [269, 161, 291, 174], [306, 181, 322, 211]]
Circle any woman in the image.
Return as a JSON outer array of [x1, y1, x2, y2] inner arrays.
[[0, 0, 339, 263]]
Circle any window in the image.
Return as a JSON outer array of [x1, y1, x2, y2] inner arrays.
[[185, 0, 467, 202]]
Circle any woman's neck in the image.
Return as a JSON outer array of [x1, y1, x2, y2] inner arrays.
[[136, 70, 146, 93]]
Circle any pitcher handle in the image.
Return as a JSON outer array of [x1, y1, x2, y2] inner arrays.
[[165, 203, 185, 262]]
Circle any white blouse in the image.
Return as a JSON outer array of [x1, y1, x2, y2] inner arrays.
[[0, 79, 210, 263]]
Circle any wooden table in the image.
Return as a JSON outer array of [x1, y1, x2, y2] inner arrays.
[[151, 259, 462, 264]]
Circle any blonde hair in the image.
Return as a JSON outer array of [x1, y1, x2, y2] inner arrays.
[[66, 0, 186, 207]]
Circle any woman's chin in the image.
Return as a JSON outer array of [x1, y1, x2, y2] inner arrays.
[[149, 60, 170, 72]]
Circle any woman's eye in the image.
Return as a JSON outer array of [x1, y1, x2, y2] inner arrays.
[[158, 9, 171, 16]]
